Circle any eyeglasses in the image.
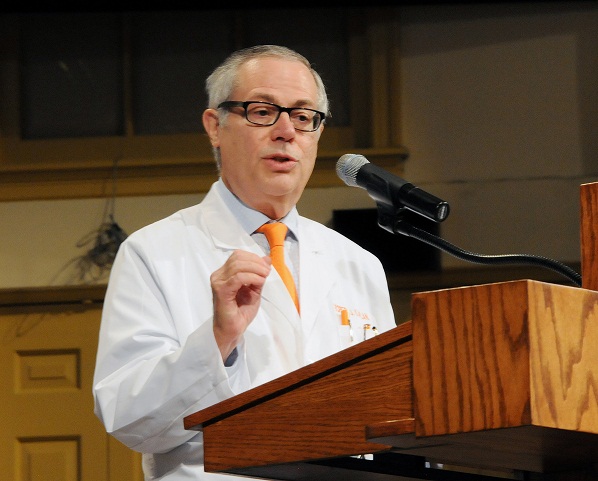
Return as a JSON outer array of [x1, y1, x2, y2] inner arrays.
[[217, 101, 326, 132]]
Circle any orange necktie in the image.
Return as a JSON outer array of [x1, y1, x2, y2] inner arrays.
[[257, 222, 299, 313]]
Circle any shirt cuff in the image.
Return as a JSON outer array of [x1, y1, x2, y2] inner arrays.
[[224, 347, 238, 367]]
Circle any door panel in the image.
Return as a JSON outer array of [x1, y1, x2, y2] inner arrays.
[[0, 303, 142, 481]]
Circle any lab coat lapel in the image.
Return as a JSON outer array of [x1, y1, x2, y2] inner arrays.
[[298, 221, 335, 338]]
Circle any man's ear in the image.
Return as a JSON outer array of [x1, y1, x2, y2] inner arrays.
[[202, 109, 220, 147]]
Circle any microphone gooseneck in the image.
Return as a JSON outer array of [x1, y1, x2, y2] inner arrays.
[[335, 153, 581, 287]]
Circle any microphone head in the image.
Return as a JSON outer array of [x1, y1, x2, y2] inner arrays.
[[336, 153, 369, 187]]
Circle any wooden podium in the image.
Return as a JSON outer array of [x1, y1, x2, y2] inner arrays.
[[184, 182, 598, 480]]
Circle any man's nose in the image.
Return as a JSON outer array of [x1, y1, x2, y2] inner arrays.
[[272, 112, 296, 137]]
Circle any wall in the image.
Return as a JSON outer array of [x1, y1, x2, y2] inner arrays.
[[0, 186, 374, 288], [400, 2, 598, 268], [1, 2, 597, 290]]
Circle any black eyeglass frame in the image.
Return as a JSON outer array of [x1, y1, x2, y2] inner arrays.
[[217, 100, 326, 132]]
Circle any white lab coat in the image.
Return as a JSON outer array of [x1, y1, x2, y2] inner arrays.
[[92, 181, 396, 480]]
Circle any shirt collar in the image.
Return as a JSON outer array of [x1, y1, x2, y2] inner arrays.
[[215, 178, 299, 239]]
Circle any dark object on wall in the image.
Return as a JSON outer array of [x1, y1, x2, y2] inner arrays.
[[332, 208, 441, 272]]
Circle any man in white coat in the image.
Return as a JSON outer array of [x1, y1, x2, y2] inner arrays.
[[92, 44, 397, 480]]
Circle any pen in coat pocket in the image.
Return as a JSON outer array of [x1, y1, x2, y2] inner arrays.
[[340, 308, 353, 343]]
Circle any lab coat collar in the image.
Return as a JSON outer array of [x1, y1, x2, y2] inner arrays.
[[201, 183, 257, 251]]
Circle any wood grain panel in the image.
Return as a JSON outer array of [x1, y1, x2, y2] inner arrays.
[[185, 323, 414, 473], [412, 280, 598, 438], [580, 182, 598, 292]]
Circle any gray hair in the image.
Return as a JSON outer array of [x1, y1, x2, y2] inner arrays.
[[205, 45, 330, 168]]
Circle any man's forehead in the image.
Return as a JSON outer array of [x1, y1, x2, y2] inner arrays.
[[235, 58, 318, 102]]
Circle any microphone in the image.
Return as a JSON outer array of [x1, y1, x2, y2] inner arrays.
[[336, 153, 450, 223]]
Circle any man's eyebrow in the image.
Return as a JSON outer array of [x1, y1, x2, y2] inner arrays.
[[249, 94, 316, 108]]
